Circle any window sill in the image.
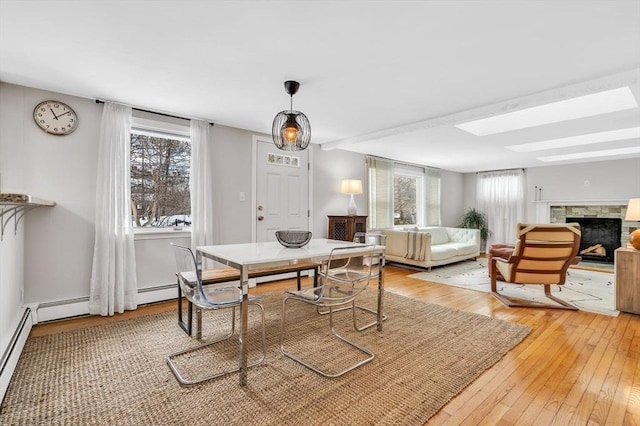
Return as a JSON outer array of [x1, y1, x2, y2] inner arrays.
[[134, 227, 191, 240]]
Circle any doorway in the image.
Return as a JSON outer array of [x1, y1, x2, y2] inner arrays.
[[251, 136, 313, 282]]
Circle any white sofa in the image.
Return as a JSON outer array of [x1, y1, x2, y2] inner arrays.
[[382, 227, 480, 270]]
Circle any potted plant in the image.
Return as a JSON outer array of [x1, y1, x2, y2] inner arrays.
[[459, 208, 489, 244]]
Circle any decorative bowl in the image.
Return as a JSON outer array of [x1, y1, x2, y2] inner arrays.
[[275, 230, 312, 248]]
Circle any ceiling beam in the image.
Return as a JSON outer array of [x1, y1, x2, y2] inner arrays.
[[320, 68, 640, 151]]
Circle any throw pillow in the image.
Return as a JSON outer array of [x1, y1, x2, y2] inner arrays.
[[406, 231, 429, 261]]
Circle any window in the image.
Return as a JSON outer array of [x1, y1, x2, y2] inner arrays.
[[130, 113, 191, 228], [394, 172, 422, 226], [366, 156, 441, 229]]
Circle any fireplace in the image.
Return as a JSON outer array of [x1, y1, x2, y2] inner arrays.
[[567, 217, 621, 264], [543, 202, 629, 266]]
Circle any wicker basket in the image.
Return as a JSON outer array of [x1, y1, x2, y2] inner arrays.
[[275, 230, 312, 248]]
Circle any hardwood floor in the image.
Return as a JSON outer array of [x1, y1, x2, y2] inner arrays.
[[31, 265, 640, 425]]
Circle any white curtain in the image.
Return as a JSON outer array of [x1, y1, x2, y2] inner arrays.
[[89, 102, 137, 316], [190, 120, 216, 254], [477, 169, 525, 251], [425, 167, 441, 226], [366, 156, 394, 229]]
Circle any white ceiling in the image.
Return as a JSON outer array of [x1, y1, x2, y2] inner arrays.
[[1, 0, 639, 173]]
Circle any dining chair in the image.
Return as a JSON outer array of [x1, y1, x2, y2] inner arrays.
[[490, 223, 582, 310], [317, 232, 387, 331], [280, 245, 376, 377], [167, 243, 267, 386]]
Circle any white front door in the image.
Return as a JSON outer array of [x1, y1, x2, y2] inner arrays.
[[254, 139, 310, 242], [252, 138, 311, 284]]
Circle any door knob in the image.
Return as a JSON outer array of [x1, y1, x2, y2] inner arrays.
[[258, 215, 264, 221]]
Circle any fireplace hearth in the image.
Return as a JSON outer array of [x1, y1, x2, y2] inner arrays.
[[567, 217, 621, 264]]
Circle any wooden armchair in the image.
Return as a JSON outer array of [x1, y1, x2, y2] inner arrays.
[[490, 223, 581, 310]]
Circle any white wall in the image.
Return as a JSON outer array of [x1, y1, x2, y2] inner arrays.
[[310, 150, 469, 231], [0, 83, 27, 354], [2, 82, 424, 319], [0, 226, 24, 359], [524, 159, 640, 218], [211, 124, 257, 244], [7, 81, 635, 316], [461, 158, 640, 223], [440, 169, 465, 227], [0, 83, 102, 305], [312, 146, 367, 237]]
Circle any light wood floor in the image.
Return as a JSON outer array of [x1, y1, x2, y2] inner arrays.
[[31, 264, 640, 425]]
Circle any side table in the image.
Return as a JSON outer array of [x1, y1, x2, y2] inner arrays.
[[615, 247, 640, 314], [327, 215, 367, 241]]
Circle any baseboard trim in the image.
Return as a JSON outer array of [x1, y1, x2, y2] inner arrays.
[[0, 307, 33, 403]]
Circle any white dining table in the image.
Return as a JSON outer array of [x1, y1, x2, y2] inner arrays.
[[196, 238, 386, 386]]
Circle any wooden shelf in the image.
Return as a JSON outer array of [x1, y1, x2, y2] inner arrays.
[[0, 193, 56, 240]]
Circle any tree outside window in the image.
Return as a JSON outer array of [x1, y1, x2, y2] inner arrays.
[[394, 174, 418, 225], [130, 133, 191, 227], [366, 156, 439, 229]]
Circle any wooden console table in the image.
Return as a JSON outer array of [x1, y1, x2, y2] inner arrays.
[[615, 247, 640, 314], [328, 215, 367, 241]]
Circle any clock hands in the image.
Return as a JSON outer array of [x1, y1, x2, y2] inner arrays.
[[49, 108, 71, 120]]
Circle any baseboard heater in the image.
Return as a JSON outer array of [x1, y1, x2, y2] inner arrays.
[[0, 307, 33, 403], [36, 283, 178, 323]]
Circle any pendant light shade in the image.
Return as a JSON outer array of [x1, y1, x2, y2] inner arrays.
[[272, 80, 311, 151]]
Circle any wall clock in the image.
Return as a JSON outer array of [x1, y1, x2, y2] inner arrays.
[[33, 100, 78, 135]]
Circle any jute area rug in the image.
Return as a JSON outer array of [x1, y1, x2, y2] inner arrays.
[[1, 290, 530, 425], [408, 258, 617, 316]]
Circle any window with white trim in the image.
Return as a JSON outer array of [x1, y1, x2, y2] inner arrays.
[[366, 156, 441, 229], [130, 112, 191, 228]]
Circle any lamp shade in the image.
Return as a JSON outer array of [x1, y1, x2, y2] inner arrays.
[[272, 110, 311, 151], [272, 80, 311, 152], [625, 198, 640, 221], [340, 179, 363, 195], [625, 198, 640, 250]]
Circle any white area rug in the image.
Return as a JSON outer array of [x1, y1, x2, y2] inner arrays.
[[408, 258, 618, 316]]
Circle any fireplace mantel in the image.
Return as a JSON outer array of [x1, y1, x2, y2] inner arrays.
[[534, 200, 631, 251], [534, 199, 628, 222]]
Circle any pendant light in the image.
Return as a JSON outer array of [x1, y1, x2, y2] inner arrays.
[[272, 80, 311, 151]]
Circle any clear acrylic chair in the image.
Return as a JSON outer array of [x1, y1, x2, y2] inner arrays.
[[280, 245, 376, 377], [167, 243, 267, 386], [317, 232, 387, 331]]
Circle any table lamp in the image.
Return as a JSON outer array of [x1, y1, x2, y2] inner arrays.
[[340, 179, 363, 215], [625, 198, 640, 250]]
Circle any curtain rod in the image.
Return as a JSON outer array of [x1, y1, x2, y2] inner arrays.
[[476, 168, 525, 174], [365, 154, 441, 171], [95, 99, 214, 125]]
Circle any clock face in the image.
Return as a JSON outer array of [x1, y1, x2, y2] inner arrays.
[[33, 100, 78, 135]]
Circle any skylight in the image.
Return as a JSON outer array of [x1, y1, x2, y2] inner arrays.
[[506, 127, 640, 152], [455, 87, 638, 136], [537, 146, 640, 162]]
